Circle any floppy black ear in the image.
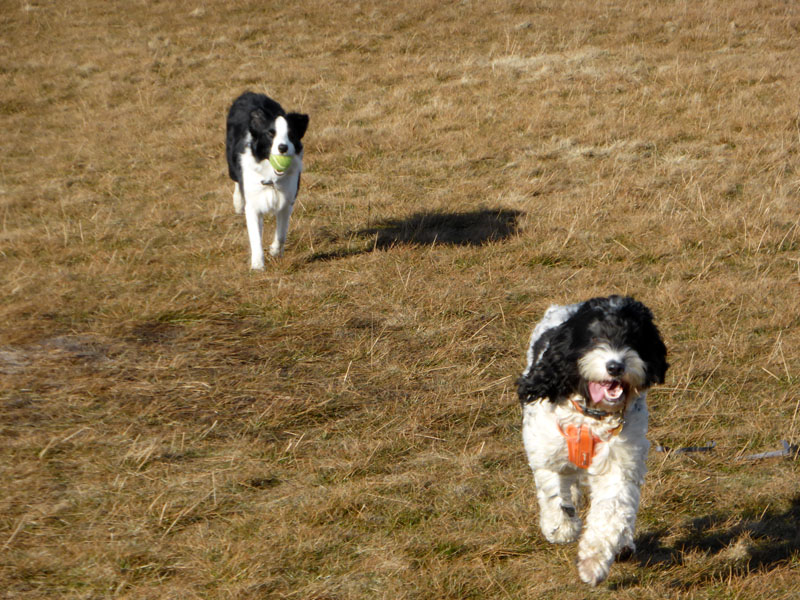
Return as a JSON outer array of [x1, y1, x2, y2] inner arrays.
[[518, 368, 552, 405], [249, 109, 270, 134], [518, 325, 576, 405], [620, 298, 669, 386], [286, 112, 309, 139], [649, 355, 669, 385], [643, 329, 669, 386]]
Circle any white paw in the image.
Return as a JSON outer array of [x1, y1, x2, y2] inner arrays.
[[269, 244, 284, 257], [541, 508, 582, 544], [250, 259, 265, 270], [577, 554, 610, 586]]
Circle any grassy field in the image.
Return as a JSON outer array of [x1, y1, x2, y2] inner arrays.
[[2, 0, 799, 597]]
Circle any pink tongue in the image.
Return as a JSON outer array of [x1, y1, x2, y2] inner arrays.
[[588, 382, 607, 403], [588, 381, 622, 404]]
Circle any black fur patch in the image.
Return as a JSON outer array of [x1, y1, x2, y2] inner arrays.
[[518, 295, 668, 405], [225, 91, 309, 186]]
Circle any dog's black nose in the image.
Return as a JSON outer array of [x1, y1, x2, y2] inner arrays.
[[606, 360, 625, 376], [277, 143, 288, 154]]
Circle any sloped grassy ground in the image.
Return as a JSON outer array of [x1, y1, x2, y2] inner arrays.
[[1, 0, 799, 598]]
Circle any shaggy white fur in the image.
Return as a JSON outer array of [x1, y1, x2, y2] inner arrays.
[[522, 391, 649, 585], [518, 296, 667, 586]]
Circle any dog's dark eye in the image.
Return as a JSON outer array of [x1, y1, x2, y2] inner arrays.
[[268, 129, 276, 136]]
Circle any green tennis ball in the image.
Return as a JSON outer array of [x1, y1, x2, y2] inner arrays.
[[269, 154, 293, 172]]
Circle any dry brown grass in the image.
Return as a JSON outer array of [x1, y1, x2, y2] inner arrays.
[[2, 0, 799, 597]]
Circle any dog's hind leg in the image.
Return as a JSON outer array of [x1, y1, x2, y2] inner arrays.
[[233, 182, 245, 214], [560, 472, 583, 518], [269, 202, 293, 257], [534, 469, 583, 544]]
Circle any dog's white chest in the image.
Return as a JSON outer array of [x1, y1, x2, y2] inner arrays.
[[243, 178, 280, 214], [240, 149, 299, 215]]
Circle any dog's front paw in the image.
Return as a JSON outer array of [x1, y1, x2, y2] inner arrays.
[[269, 244, 284, 258], [541, 507, 582, 544], [577, 554, 611, 586]]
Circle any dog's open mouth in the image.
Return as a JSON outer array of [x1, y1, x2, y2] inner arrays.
[[588, 380, 626, 405]]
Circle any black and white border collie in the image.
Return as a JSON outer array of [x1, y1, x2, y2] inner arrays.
[[225, 91, 309, 269], [517, 295, 668, 586]]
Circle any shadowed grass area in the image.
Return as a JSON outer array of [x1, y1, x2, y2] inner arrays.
[[360, 208, 524, 248], [307, 208, 523, 261]]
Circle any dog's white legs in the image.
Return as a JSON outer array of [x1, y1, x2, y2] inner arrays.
[[244, 209, 265, 270], [576, 465, 643, 586], [534, 469, 583, 544], [233, 182, 244, 214], [269, 203, 293, 257]]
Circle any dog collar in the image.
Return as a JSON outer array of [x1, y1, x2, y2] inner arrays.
[[571, 397, 621, 420]]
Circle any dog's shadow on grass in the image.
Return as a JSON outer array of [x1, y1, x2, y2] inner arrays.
[[615, 495, 800, 589], [305, 208, 523, 262]]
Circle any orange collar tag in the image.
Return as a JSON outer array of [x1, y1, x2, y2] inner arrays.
[[560, 424, 600, 469]]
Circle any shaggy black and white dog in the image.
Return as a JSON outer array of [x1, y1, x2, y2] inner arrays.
[[517, 295, 668, 586], [225, 91, 309, 268]]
